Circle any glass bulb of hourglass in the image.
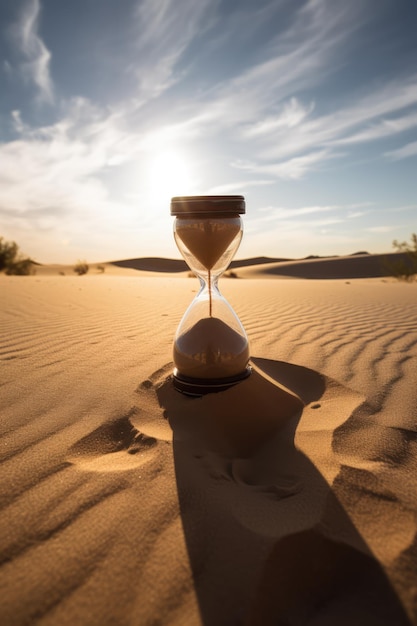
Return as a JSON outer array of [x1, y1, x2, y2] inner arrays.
[[170, 196, 251, 395]]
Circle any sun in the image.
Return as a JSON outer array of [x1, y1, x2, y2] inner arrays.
[[148, 150, 194, 202]]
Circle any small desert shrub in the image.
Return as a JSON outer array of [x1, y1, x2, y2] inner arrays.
[[96, 264, 105, 273], [0, 237, 18, 270], [74, 260, 89, 275], [0, 236, 34, 275], [6, 258, 35, 275], [385, 234, 417, 281]]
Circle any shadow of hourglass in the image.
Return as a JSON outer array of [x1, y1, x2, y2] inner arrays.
[[153, 357, 411, 626]]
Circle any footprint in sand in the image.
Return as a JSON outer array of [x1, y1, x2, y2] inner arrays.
[[67, 358, 364, 492], [67, 409, 162, 472]]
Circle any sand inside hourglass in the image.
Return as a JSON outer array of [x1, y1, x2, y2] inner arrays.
[[175, 218, 241, 270], [174, 317, 249, 379], [174, 216, 249, 380]]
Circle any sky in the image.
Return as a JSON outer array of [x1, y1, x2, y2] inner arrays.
[[0, 0, 417, 264]]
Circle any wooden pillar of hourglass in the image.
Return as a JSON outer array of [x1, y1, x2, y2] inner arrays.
[[171, 195, 251, 395]]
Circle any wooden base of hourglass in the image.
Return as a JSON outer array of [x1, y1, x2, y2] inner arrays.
[[173, 367, 251, 396]]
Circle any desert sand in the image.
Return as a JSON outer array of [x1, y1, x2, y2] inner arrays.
[[1, 253, 416, 625]]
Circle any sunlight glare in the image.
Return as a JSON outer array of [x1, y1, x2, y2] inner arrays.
[[148, 150, 194, 203]]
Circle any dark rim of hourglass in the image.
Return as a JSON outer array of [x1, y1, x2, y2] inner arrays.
[[171, 195, 250, 396], [170, 195, 246, 216], [172, 367, 252, 397]]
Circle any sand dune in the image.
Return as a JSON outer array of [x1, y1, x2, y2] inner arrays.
[[236, 252, 412, 279], [33, 250, 412, 281], [110, 251, 413, 279], [110, 256, 288, 274], [1, 268, 416, 624]]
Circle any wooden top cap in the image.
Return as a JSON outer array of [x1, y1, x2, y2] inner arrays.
[[170, 195, 245, 215]]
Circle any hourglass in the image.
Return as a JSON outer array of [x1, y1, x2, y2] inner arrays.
[[171, 195, 251, 395]]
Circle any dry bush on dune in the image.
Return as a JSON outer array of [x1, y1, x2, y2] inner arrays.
[[385, 234, 417, 282], [0, 236, 35, 275], [73, 261, 89, 276]]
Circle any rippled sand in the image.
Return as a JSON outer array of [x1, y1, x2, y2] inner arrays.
[[1, 264, 416, 625]]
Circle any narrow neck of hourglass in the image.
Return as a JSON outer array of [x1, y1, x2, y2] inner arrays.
[[201, 269, 220, 318]]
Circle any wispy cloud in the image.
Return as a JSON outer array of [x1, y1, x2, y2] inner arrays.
[[242, 203, 374, 250], [227, 0, 361, 111], [242, 98, 315, 138], [231, 149, 335, 180], [207, 180, 274, 194], [381, 204, 417, 213], [248, 77, 417, 163], [3, 60, 12, 75], [333, 110, 417, 145], [131, 0, 214, 101], [254, 204, 342, 222], [367, 225, 398, 234], [178, 1, 359, 130], [0, 97, 196, 233], [11, 110, 27, 134], [13, 0, 53, 103], [0, 102, 127, 227], [384, 140, 417, 161], [151, 1, 417, 180]]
